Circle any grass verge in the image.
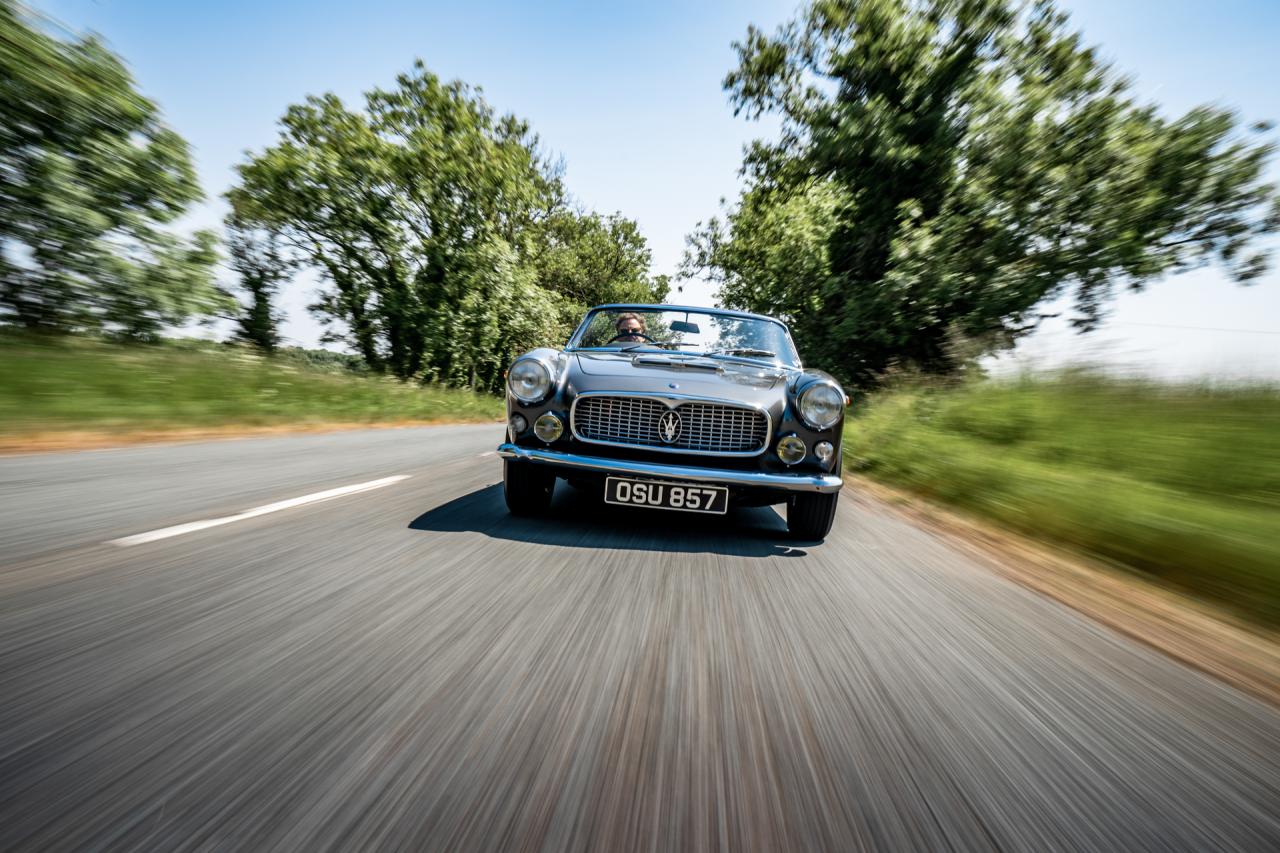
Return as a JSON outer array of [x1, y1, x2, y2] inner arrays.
[[0, 334, 503, 448], [844, 371, 1280, 626]]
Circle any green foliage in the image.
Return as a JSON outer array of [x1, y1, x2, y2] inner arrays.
[[0, 333, 502, 438], [531, 209, 667, 309], [685, 180, 843, 331], [0, 1, 227, 338], [687, 0, 1280, 388], [225, 224, 292, 352], [228, 61, 665, 390], [845, 373, 1280, 624], [272, 345, 370, 375]]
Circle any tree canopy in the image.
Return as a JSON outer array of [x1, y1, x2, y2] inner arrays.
[[0, 1, 225, 339], [684, 0, 1280, 387], [228, 62, 666, 390]]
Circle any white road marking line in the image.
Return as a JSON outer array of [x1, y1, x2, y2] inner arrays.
[[108, 475, 411, 547], [478, 451, 496, 457]]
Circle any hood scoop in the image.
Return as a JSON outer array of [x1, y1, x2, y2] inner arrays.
[[629, 354, 719, 371]]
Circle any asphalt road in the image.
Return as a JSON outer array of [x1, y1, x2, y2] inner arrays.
[[2, 424, 1278, 851]]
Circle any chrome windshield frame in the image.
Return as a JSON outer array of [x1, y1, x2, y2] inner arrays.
[[565, 306, 801, 368]]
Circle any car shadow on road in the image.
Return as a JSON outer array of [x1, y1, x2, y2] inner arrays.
[[408, 483, 811, 558]]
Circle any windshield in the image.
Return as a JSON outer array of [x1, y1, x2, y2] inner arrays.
[[568, 308, 800, 367]]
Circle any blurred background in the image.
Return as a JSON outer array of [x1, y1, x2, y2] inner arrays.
[[4, 4, 1280, 849], [1, 0, 1277, 618]]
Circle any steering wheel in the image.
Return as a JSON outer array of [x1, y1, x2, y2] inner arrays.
[[608, 332, 657, 344]]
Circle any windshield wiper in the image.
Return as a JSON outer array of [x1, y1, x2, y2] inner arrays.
[[707, 348, 777, 359]]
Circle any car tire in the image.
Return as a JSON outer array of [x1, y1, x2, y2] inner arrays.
[[503, 459, 555, 515], [787, 491, 839, 540]]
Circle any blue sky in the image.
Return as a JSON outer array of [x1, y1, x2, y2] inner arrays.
[[38, 0, 1280, 377]]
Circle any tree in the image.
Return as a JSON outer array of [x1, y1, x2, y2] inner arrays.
[[228, 61, 666, 389], [228, 71, 548, 377], [0, 1, 225, 339], [685, 0, 1280, 387], [530, 209, 669, 309], [225, 224, 292, 352]]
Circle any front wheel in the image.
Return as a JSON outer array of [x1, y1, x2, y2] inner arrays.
[[503, 459, 556, 515], [787, 491, 839, 540]]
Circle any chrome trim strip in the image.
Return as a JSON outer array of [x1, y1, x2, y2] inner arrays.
[[497, 444, 843, 494], [569, 390, 773, 458]]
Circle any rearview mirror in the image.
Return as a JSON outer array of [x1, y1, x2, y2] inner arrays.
[[670, 320, 700, 334]]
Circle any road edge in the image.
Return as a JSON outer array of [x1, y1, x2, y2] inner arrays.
[[846, 474, 1280, 707], [0, 418, 503, 456]]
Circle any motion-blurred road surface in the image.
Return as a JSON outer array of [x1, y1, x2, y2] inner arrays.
[[2, 425, 1278, 850]]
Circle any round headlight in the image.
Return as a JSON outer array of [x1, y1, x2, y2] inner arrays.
[[508, 359, 552, 403], [776, 435, 807, 465], [814, 441, 835, 465], [508, 413, 528, 438], [798, 382, 844, 431], [533, 413, 564, 443]]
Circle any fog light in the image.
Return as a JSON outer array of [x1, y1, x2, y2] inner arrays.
[[776, 435, 806, 465], [814, 441, 835, 465], [533, 413, 564, 443], [509, 413, 528, 438]]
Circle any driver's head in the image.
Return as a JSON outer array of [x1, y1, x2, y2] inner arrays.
[[614, 313, 645, 341]]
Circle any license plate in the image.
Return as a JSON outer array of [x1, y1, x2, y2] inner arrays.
[[604, 477, 729, 515]]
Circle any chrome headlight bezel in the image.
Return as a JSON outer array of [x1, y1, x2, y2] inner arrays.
[[507, 357, 554, 404], [798, 380, 845, 431]]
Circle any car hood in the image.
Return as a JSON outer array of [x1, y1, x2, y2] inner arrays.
[[569, 352, 790, 404]]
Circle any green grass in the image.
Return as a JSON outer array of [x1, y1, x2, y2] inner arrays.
[[0, 334, 503, 439], [844, 371, 1280, 625]]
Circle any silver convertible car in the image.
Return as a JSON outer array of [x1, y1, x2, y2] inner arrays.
[[497, 304, 846, 539]]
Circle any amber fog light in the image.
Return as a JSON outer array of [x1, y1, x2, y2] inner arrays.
[[533, 413, 564, 443], [509, 413, 528, 438], [776, 435, 806, 465], [814, 441, 835, 465]]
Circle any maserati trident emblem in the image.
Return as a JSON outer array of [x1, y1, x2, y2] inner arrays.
[[657, 410, 682, 444]]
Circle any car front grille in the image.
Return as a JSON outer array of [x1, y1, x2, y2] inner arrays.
[[572, 395, 769, 455]]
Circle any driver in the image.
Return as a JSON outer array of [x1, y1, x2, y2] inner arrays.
[[613, 312, 647, 343]]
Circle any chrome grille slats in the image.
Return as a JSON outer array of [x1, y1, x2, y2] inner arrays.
[[572, 394, 769, 456]]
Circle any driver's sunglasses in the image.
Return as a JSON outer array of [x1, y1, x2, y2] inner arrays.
[[620, 326, 641, 334]]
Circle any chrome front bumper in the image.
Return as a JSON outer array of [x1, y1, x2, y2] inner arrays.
[[496, 443, 843, 494]]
